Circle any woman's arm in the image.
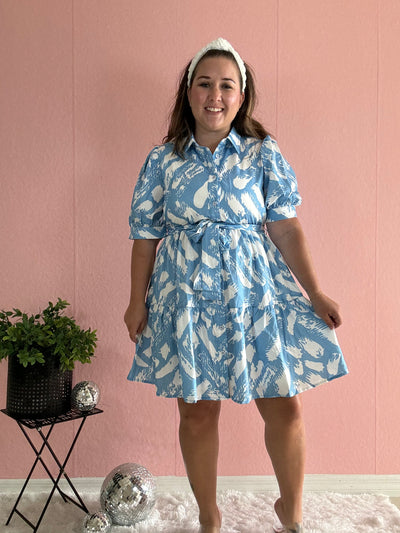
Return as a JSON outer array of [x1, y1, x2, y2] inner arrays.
[[124, 239, 160, 342], [266, 218, 342, 329]]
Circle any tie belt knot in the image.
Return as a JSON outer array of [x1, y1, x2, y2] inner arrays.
[[165, 221, 264, 300]]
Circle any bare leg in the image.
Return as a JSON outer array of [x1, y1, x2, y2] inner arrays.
[[255, 396, 305, 529], [177, 398, 222, 531]]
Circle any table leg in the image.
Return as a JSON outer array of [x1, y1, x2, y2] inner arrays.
[[37, 417, 89, 514], [6, 422, 59, 525], [6, 417, 90, 531]]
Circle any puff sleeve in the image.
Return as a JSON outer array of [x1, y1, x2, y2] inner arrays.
[[129, 146, 166, 240], [262, 136, 302, 222]]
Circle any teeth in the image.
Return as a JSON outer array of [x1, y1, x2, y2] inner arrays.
[[206, 107, 223, 112]]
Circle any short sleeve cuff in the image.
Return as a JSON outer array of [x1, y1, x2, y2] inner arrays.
[[129, 225, 166, 239], [266, 205, 298, 222]]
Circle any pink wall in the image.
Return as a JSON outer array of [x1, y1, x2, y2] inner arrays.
[[1, 0, 399, 479]]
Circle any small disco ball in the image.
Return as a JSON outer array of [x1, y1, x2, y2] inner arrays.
[[71, 381, 100, 412], [82, 510, 112, 533], [100, 463, 156, 526]]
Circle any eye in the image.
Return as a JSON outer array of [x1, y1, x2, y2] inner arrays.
[[198, 82, 210, 88]]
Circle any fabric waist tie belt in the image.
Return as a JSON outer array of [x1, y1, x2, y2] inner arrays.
[[165, 220, 264, 300]]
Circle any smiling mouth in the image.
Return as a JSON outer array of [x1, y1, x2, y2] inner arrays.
[[205, 107, 223, 113]]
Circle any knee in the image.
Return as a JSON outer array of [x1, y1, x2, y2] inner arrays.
[[178, 400, 221, 434], [256, 395, 304, 427], [282, 396, 303, 425]]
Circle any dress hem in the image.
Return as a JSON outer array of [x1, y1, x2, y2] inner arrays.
[[126, 369, 348, 404]]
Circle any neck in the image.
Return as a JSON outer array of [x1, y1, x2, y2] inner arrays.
[[194, 129, 230, 153]]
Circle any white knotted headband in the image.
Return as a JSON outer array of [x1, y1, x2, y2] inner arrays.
[[187, 37, 247, 92]]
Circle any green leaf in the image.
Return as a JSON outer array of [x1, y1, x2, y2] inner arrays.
[[0, 298, 97, 369]]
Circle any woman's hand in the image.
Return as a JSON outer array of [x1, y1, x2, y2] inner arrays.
[[124, 302, 148, 343], [267, 219, 343, 330], [308, 291, 342, 330], [125, 239, 159, 344]]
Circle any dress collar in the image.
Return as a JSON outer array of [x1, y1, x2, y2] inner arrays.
[[226, 127, 242, 154], [185, 127, 243, 155]]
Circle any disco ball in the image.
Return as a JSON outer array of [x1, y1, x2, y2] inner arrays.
[[100, 463, 156, 526], [82, 510, 112, 532], [71, 381, 100, 412]]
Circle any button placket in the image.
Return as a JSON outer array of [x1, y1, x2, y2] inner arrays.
[[208, 160, 219, 217]]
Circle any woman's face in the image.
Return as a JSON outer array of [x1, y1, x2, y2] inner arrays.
[[187, 56, 244, 145]]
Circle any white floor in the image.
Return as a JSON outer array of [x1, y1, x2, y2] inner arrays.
[[1, 487, 400, 533]]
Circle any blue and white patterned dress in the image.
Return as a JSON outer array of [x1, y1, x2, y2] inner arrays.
[[127, 128, 348, 403]]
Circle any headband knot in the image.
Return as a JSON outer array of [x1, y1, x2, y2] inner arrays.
[[187, 37, 246, 92]]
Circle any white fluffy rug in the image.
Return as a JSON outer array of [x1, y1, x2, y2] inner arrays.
[[1, 490, 400, 533]]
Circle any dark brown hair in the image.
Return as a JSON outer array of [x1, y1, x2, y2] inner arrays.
[[163, 49, 271, 157]]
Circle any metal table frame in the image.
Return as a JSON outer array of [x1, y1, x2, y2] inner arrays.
[[1, 408, 103, 532]]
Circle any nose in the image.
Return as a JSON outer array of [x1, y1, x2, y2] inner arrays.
[[208, 85, 222, 102]]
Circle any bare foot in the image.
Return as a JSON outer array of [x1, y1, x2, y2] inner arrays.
[[199, 508, 222, 532], [273, 498, 303, 533]]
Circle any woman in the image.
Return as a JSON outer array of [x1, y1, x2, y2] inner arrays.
[[124, 38, 348, 533]]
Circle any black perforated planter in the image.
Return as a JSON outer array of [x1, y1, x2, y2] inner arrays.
[[6, 355, 72, 419]]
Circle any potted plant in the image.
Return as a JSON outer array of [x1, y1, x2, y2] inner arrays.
[[0, 298, 97, 419]]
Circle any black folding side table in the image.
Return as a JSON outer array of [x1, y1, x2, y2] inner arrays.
[[1, 407, 103, 532]]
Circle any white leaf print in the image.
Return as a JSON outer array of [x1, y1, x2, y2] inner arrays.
[[227, 194, 245, 216], [287, 310, 297, 335], [155, 357, 178, 379], [181, 237, 199, 261], [305, 360, 324, 372], [160, 343, 170, 360], [194, 181, 209, 208], [137, 200, 153, 211], [202, 249, 219, 268], [300, 339, 324, 357], [152, 185, 163, 201], [233, 176, 252, 190], [327, 354, 341, 375]]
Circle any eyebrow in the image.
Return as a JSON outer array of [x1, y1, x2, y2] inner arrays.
[[197, 75, 237, 84]]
